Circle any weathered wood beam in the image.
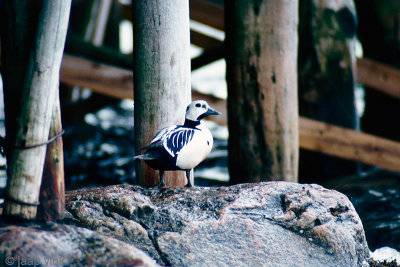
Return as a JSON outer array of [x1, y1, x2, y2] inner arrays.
[[60, 55, 133, 99], [357, 57, 400, 100], [59, 54, 400, 107], [122, 0, 225, 31], [299, 117, 400, 172], [190, 30, 221, 50], [191, 45, 224, 71], [6, 32, 400, 104], [65, 32, 133, 69], [190, 0, 224, 30], [59, 55, 400, 130]]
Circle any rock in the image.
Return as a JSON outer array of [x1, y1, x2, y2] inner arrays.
[[0, 223, 159, 267], [370, 247, 400, 265], [62, 182, 369, 267]]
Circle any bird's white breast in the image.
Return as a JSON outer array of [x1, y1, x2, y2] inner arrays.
[[176, 124, 213, 170]]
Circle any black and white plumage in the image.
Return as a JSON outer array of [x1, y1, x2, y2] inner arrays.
[[134, 100, 220, 187]]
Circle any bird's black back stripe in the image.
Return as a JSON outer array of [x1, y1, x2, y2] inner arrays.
[[178, 130, 184, 148], [165, 128, 195, 156], [185, 129, 190, 145]]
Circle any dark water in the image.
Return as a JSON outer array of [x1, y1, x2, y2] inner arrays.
[[63, 100, 136, 188], [324, 172, 400, 252]]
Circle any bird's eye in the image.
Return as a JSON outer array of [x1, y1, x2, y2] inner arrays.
[[195, 103, 201, 108], [202, 104, 206, 108]]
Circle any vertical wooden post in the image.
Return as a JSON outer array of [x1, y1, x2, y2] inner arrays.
[[134, 0, 191, 187], [298, 0, 358, 182], [1, 2, 41, 166], [37, 95, 65, 221], [226, 0, 299, 183], [3, 0, 71, 220]]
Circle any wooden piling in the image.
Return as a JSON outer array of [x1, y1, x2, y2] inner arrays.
[[1, 1, 41, 166], [226, 0, 299, 183], [3, 0, 71, 220], [298, 0, 359, 182], [134, 0, 192, 187], [37, 95, 65, 221]]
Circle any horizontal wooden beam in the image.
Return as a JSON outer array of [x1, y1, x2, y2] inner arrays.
[[190, 30, 222, 50], [356, 57, 400, 100], [66, 33, 133, 69], [60, 55, 133, 99], [299, 117, 400, 172], [190, 0, 224, 31], [191, 45, 224, 70]]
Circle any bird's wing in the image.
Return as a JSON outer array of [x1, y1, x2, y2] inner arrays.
[[140, 125, 177, 151], [163, 127, 196, 157], [140, 126, 196, 157], [150, 126, 178, 144]]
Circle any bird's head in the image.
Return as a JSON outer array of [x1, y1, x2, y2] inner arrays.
[[185, 100, 220, 122]]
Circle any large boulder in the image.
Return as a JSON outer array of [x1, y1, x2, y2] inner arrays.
[[0, 223, 159, 267], [62, 182, 369, 267]]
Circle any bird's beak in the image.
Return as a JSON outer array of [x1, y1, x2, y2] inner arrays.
[[205, 107, 221, 116]]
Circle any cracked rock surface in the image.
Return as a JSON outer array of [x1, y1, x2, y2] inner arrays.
[[0, 182, 370, 267]]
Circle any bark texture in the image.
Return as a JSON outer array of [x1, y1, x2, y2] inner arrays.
[[134, 0, 191, 187], [226, 0, 299, 183]]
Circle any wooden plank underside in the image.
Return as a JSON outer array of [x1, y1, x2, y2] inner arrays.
[[299, 117, 400, 172], [357, 57, 400, 99], [189, 0, 224, 31], [61, 54, 133, 99], [190, 30, 222, 50]]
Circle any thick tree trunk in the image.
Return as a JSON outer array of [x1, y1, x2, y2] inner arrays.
[[226, 0, 299, 184], [3, 0, 71, 220], [134, 0, 191, 187], [298, 0, 358, 182]]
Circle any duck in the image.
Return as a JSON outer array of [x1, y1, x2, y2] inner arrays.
[[134, 100, 220, 187]]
